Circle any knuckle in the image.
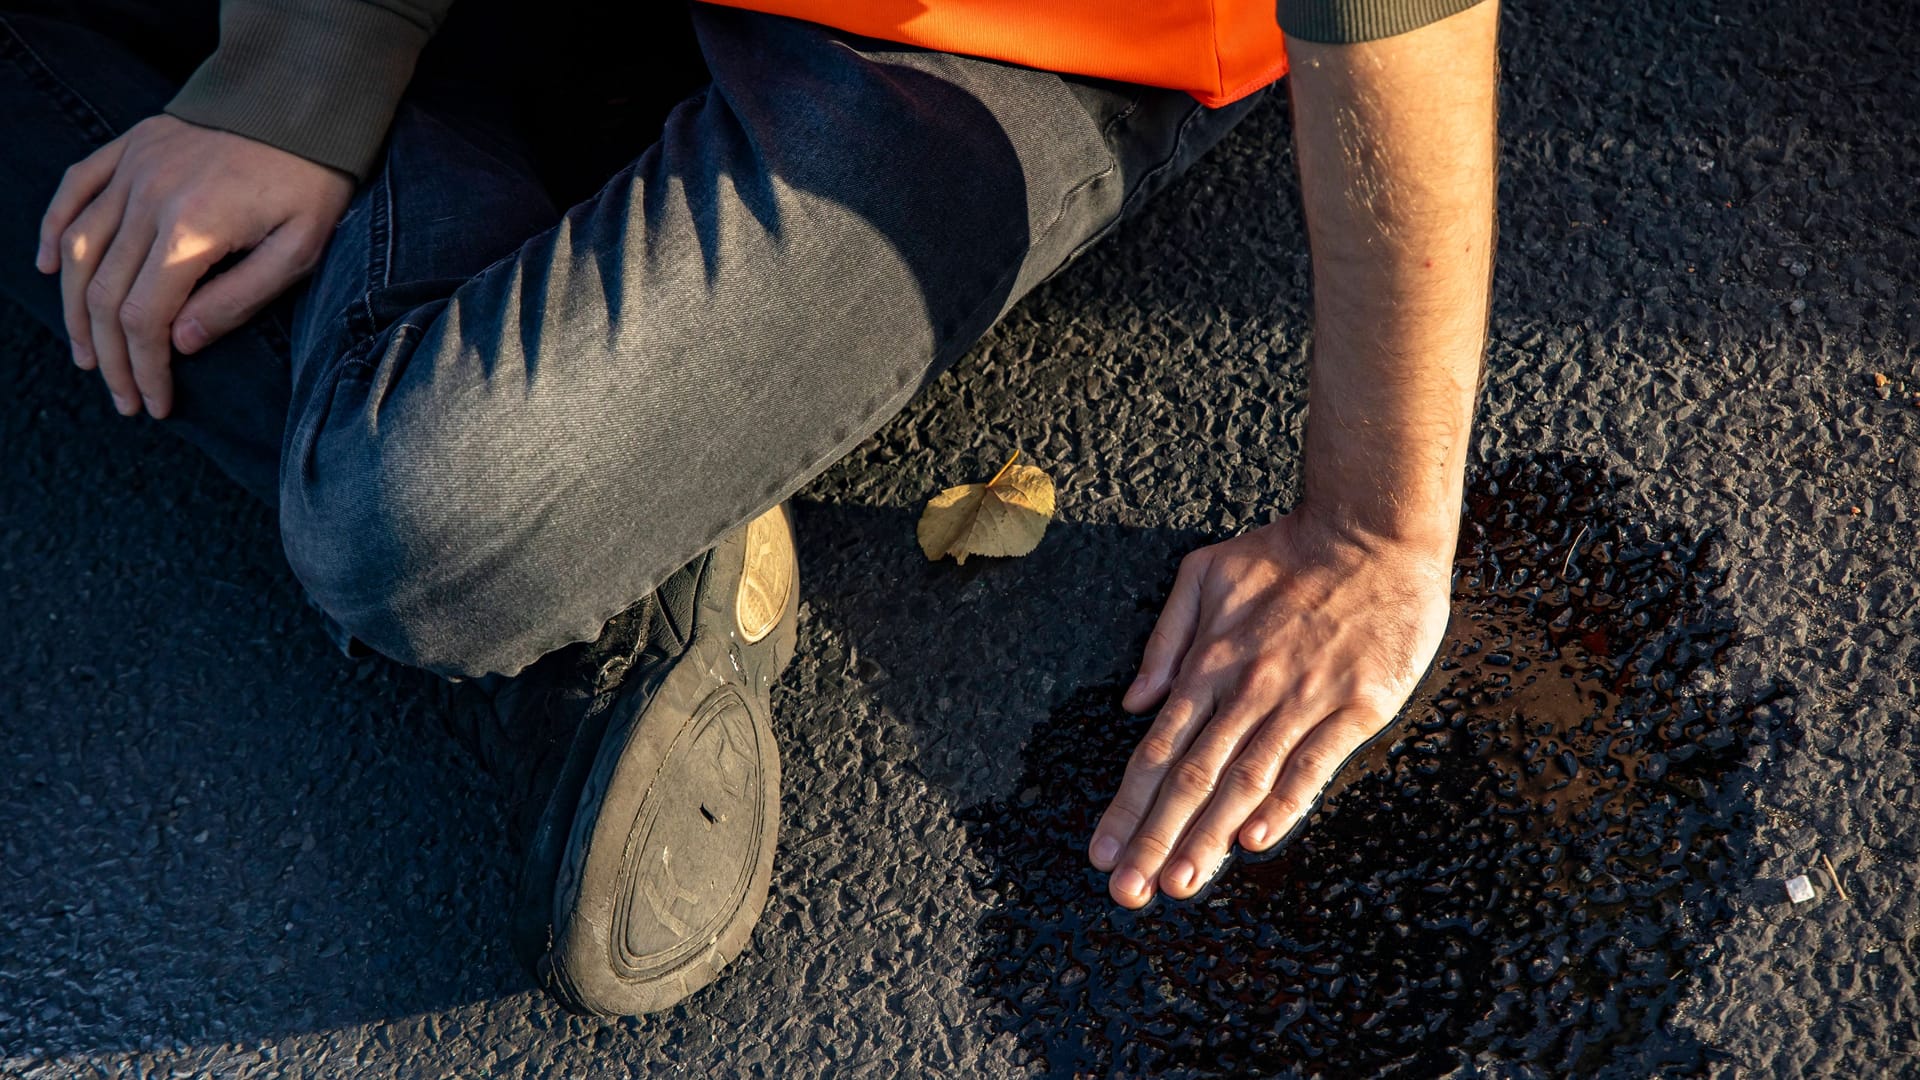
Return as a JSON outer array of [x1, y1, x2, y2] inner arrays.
[[1192, 644, 1236, 680], [1263, 728, 1299, 763], [1129, 733, 1180, 772], [169, 189, 213, 221], [1202, 637, 1241, 666], [292, 226, 331, 265], [1292, 746, 1341, 781], [1237, 661, 1282, 698], [1346, 692, 1399, 724], [1340, 719, 1387, 753], [1131, 833, 1174, 860], [164, 224, 225, 271], [1181, 831, 1227, 863], [1156, 689, 1198, 722], [1289, 667, 1326, 699], [1177, 550, 1208, 578], [85, 275, 117, 306], [1222, 759, 1273, 800], [118, 298, 154, 333], [1169, 758, 1217, 798], [1266, 794, 1307, 824], [284, 244, 319, 276]]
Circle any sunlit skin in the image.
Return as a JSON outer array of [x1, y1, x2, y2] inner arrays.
[[1090, 1, 1500, 908], [36, 115, 351, 418], [37, 7, 1497, 917]]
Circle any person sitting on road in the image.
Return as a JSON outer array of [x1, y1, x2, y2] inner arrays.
[[0, 0, 1498, 1015]]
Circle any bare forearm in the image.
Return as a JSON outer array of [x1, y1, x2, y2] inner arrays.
[[1288, 0, 1499, 549]]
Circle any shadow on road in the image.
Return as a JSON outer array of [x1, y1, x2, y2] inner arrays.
[[943, 455, 1798, 1077], [1, 0, 1910, 1068]]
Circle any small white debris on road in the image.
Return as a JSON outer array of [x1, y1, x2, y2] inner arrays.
[[1785, 874, 1816, 904]]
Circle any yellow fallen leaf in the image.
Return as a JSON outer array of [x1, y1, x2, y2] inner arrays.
[[917, 450, 1056, 564]]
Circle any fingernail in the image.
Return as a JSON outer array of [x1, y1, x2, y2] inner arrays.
[[1169, 860, 1195, 890], [35, 248, 51, 273], [141, 395, 159, 417], [1114, 867, 1147, 897], [1091, 836, 1119, 866], [175, 317, 205, 353], [72, 344, 92, 368], [112, 393, 134, 415]]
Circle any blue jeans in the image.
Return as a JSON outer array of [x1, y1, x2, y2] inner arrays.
[[0, 0, 1265, 678]]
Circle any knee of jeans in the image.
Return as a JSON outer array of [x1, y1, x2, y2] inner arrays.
[[277, 402, 528, 677]]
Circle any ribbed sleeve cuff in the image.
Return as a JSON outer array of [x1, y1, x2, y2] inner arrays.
[[1278, 0, 1489, 44], [164, 0, 433, 182]]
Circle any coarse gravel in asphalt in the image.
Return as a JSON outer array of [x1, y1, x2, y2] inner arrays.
[[2, 0, 1916, 1076]]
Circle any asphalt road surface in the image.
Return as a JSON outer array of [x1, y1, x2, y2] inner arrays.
[[3, 0, 1916, 1076]]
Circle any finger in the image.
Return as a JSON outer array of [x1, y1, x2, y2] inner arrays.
[[1161, 707, 1305, 898], [173, 225, 317, 354], [1088, 682, 1215, 881], [1239, 708, 1384, 853], [39, 141, 127, 273], [58, 176, 130, 373], [1124, 549, 1210, 714], [1115, 688, 1281, 903], [84, 205, 157, 416], [122, 222, 229, 418]]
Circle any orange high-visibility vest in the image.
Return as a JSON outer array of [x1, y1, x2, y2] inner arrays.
[[701, 1, 1289, 107]]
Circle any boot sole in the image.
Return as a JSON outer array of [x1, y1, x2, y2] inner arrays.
[[518, 506, 798, 1015]]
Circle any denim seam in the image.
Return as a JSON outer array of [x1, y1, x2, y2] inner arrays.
[[337, 320, 409, 381], [1100, 93, 1145, 142], [0, 15, 118, 146], [379, 156, 396, 292], [1041, 162, 1118, 248], [1017, 86, 1150, 291], [1059, 97, 1213, 270], [312, 138, 395, 383], [1117, 101, 1210, 222], [354, 143, 397, 343], [1009, 82, 1154, 289]]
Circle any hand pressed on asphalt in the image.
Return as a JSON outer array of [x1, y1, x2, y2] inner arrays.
[[36, 115, 352, 418], [1088, 506, 1453, 908]]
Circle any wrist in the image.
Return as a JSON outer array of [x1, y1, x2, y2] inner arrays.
[[1294, 390, 1470, 559], [1294, 345, 1476, 560], [1291, 487, 1461, 564]]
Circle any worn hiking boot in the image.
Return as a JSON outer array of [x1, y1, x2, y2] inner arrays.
[[445, 504, 798, 1015]]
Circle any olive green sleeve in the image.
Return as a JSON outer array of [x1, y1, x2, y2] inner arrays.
[[164, 0, 458, 182], [1278, 0, 1489, 44]]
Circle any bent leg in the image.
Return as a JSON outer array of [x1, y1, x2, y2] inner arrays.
[[283, 7, 1266, 678]]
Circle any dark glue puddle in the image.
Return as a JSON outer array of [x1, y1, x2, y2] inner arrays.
[[962, 455, 1796, 1078]]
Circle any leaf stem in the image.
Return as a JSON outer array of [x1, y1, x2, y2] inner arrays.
[[987, 449, 1022, 488]]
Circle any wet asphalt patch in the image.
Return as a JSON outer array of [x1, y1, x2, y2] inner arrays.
[[963, 454, 1797, 1078]]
